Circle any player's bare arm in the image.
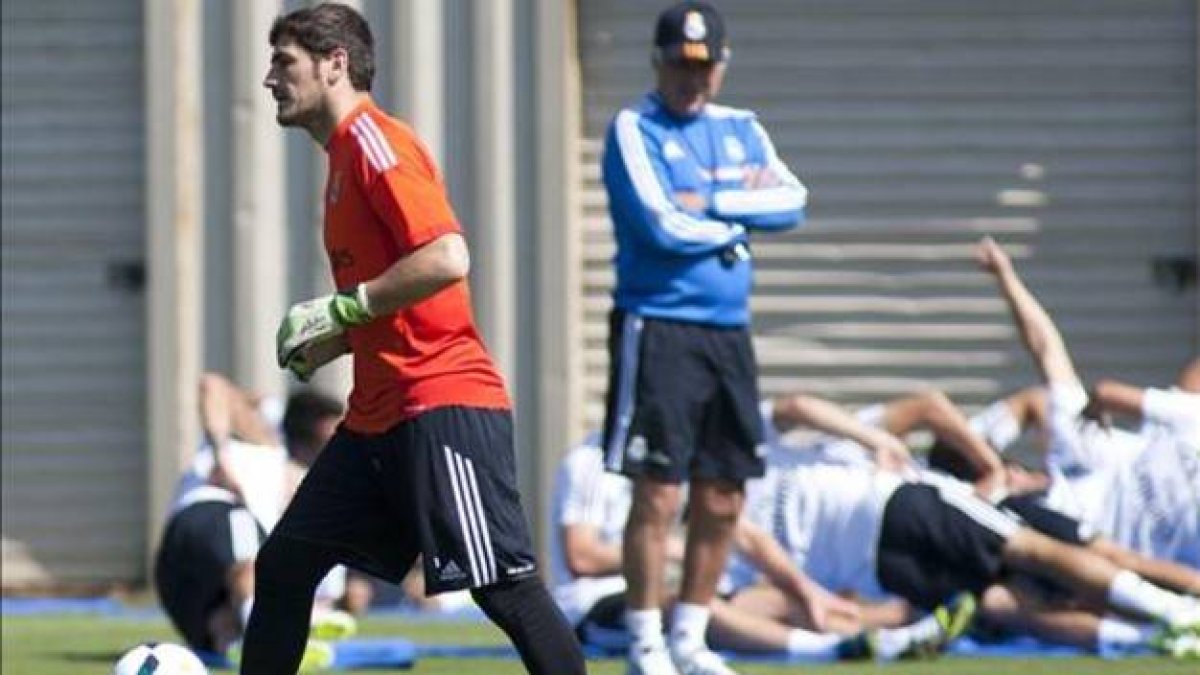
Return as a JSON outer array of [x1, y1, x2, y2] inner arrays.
[[562, 523, 624, 578], [362, 231, 470, 316], [977, 237, 1078, 386], [772, 394, 913, 471]]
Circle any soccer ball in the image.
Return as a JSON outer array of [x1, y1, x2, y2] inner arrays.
[[112, 642, 208, 675]]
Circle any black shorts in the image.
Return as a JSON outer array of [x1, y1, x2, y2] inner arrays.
[[154, 501, 266, 651], [270, 406, 538, 594], [1000, 492, 1095, 547], [877, 484, 1018, 610], [575, 592, 628, 652], [601, 310, 763, 484]]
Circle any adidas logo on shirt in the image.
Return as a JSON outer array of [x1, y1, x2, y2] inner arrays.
[[438, 559, 468, 582]]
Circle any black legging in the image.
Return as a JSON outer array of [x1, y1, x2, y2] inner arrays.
[[240, 534, 586, 674]]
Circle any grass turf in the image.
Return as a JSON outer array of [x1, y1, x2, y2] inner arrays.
[[3, 614, 1194, 674]]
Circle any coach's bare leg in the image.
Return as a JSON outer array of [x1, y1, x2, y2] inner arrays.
[[679, 479, 743, 606], [625, 477, 684, 612]]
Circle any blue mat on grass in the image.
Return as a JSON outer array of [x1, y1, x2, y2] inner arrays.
[[198, 639, 418, 670]]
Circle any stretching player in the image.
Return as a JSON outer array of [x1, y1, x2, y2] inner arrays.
[[553, 429, 976, 662], [968, 237, 1198, 568], [155, 374, 360, 667]]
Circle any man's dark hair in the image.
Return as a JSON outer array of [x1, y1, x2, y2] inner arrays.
[[283, 390, 344, 451], [269, 3, 375, 91], [925, 439, 979, 482]]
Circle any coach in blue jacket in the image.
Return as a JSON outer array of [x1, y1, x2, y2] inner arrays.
[[599, 3, 808, 674]]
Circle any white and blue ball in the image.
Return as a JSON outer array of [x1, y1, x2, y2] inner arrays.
[[112, 642, 208, 675]]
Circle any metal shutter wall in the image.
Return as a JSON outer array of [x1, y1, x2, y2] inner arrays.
[[2, 0, 146, 587], [577, 0, 1197, 431]]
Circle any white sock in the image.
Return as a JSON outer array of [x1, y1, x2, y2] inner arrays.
[[1107, 570, 1186, 623], [785, 629, 841, 660], [1096, 615, 1155, 650], [238, 597, 254, 629], [626, 608, 667, 653], [874, 613, 943, 661], [668, 602, 711, 656]]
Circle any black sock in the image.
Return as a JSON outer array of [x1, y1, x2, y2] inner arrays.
[[239, 534, 335, 675], [471, 577, 588, 675]]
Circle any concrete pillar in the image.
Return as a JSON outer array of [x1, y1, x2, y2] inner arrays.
[[470, 0, 516, 383], [145, 0, 203, 574], [231, 0, 286, 397], [392, 0, 444, 166]]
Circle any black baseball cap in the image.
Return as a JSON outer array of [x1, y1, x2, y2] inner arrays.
[[653, 2, 729, 64]]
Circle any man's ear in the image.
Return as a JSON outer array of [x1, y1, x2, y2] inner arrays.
[[327, 46, 350, 86]]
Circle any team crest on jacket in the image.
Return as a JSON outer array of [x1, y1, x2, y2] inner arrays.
[[684, 11, 707, 40]]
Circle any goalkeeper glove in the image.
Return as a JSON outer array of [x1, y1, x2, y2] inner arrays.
[[276, 283, 374, 370]]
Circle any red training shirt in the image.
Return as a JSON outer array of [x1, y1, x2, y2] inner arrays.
[[323, 98, 510, 433]]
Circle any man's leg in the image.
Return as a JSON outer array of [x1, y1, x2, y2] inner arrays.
[[472, 577, 586, 675], [625, 477, 684, 664], [239, 534, 337, 675], [669, 479, 743, 662], [1002, 528, 1197, 627]]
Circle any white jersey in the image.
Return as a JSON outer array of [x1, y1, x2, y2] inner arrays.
[[725, 454, 902, 601], [987, 383, 1200, 564], [549, 435, 633, 626], [169, 439, 290, 531]]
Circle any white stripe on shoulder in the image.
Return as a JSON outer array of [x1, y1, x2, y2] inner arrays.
[[350, 114, 398, 173], [705, 103, 756, 120]]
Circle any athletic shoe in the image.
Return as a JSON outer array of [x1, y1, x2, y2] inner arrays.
[[670, 647, 738, 675], [627, 644, 680, 675], [297, 639, 335, 673], [1154, 631, 1200, 660], [1165, 600, 1200, 635], [900, 592, 977, 660], [310, 608, 358, 641], [835, 631, 876, 661]]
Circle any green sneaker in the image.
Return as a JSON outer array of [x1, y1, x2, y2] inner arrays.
[[1153, 631, 1200, 660], [297, 639, 335, 673], [899, 592, 977, 660], [310, 609, 358, 641]]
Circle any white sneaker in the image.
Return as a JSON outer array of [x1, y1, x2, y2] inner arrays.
[[627, 644, 681, 675], [670, 647, 738, 675]]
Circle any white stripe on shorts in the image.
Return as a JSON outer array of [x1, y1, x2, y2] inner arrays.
[[936, 486, 1020, 539], [228, 508, 260, 562], [604, 314, 644, 472], [443, 445, 497, 586]]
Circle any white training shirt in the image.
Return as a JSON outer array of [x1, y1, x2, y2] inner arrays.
[[724, 404, 901, 600], [169, 439, 290, 531], [1002, 383, 1200, 564], [549, 434, 633, 626]]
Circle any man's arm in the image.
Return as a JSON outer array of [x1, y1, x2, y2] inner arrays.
[[361, 231, 468, 315], [603, 111, 746, 257], [562, 524, 623, 578], [733, 520, 860, 632], [707, 119, 807, 231], [771, 394, 913, 472], [977, 237, 1078, 386], [197, 373, 281, 499]]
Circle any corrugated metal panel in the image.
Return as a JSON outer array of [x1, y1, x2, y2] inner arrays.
[[576, 0, 1197, 431], [1, 0, 146, 587]]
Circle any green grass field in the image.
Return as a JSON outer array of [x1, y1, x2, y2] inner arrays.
[[2, 614, 1193, 674]]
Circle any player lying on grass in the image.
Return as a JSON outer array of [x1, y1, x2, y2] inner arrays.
[[958, 237, 1198, 570], [730, 391, 1200, 658], [154, 373, 368, 669], [552, 430, 977, 662]]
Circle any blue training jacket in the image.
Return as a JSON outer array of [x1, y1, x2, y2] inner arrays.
[[602, 92, 807, 327]]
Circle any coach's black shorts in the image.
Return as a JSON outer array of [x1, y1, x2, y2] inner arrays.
[[876, 484, 1017, 610], [601, 310, 763, 484], [155, 501, 266, 651], [271, 406, 538, 595], [999, 492, 1095, 546]]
